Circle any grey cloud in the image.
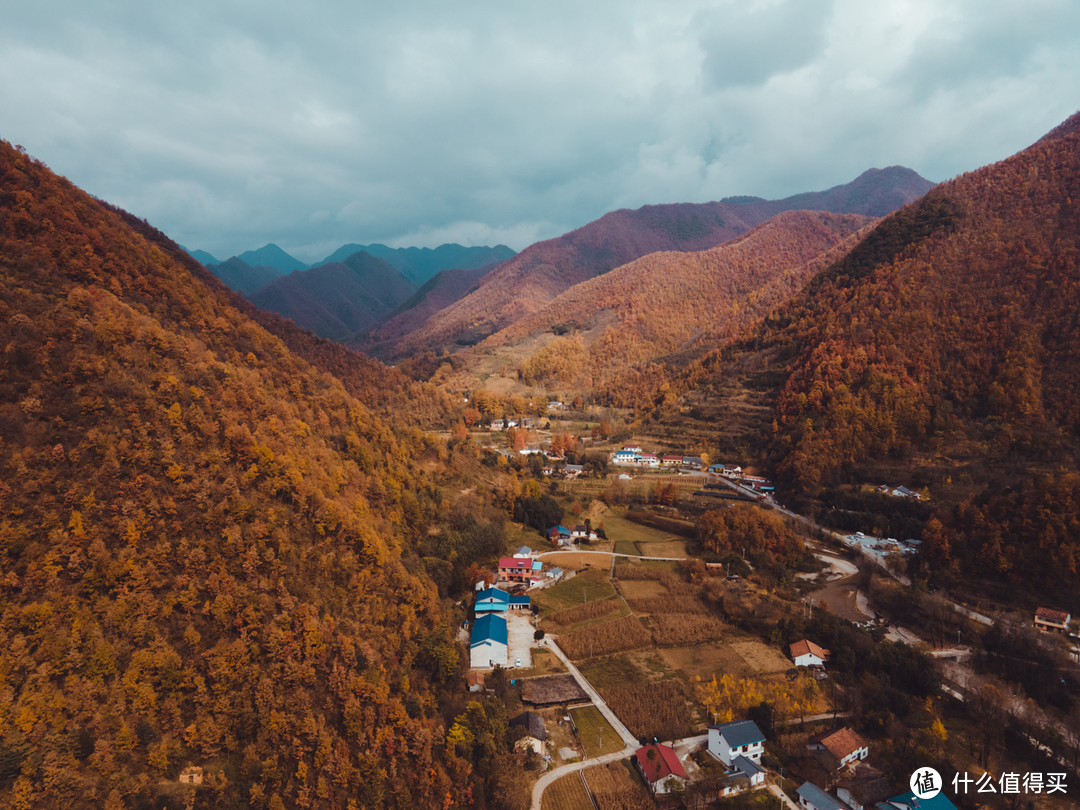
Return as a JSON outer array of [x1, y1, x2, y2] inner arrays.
[[0, 1, 1077, 261]]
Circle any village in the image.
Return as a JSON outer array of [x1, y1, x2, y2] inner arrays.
[[453, 408, 1079, 810]]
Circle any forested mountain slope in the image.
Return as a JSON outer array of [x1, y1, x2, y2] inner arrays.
[[0, 142, 471, 808], [390, 168, 933, 357], [480, 211, 875, 402], [663, 112, 1080, 602]]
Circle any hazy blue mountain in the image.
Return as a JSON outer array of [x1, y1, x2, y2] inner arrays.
[[209, 256, 286, 296], [318, 242, 515, 285], [238, 243, 308, 274], [181, 245, 221, 265], [249, 251, 417, 341]]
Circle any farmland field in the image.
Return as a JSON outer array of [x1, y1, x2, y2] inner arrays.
[[540, 551, 613, 570], [559, 615, 652, 659], [533, 568, 618, 612], [657, 644, 749, 680], [730, 639, 792, 674], [615, 579, 668, 599], [636, 539, 689, 558], [569, 705, 624, 757], [541, 772, 592, 810], [584, 761, 654, 810]]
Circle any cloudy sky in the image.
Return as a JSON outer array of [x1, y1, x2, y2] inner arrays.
[[3, 0, 1078, 263]]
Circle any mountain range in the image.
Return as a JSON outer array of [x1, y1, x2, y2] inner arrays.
[[383, 166, 935, 358]]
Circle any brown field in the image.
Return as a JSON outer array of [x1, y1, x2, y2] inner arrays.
[[559, 615, 652, 660], [584, 761, 654, 810], [636, 540, 689, 558], [649, 613, 725, 646], [542, 772, 592, 810], [658, 644, 751, 680], [615, 579, 668, 599], [601, 678, 696, 740], [542, 551, 613, 570], [613, 564, 664, 580], [627, 596, 707, 615], [729, 639, 793, 674], [551, 599, 619, 626]]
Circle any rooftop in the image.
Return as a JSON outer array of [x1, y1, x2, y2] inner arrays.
[[796, 781, 849, 810], [709, 719, 766, 747], [635, 743, 686, 784]]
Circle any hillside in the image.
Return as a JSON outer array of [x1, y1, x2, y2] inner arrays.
[[468, 211, 875, 402], [356, 265, 491, 359], [318, 242, 515, 285], [206, 256, 285, 296], [389, 168, 933, 357], [659, 111, 1080, 602], [249, 252, 417, 341], [0, 142, 471, 808]]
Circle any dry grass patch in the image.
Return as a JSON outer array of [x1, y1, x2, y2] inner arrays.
[[541, 551, 613, 570], [616, 579, 669, 599], [601, 679, 695, 740], [584, 761, 654, 810], [650, 613, 725, 646], [636, 540, 689, 558], [730, 640, 793, 674], [559, 616, 652, 660], [658, 644, 750, 680]]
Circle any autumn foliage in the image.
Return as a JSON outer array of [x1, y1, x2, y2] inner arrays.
[[0, 142, 472, 808]]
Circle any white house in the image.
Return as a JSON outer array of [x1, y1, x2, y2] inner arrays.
[[790, 639, 830, 668], [469, 613, 508, 668], [808, 727, 869, 770], [514, 546, 534, 558], [708, 720, 765, 766], [633, 744, 687, 795], [720, 755, 767, 797]]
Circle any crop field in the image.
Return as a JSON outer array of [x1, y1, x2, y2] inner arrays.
[[551, 599, 620, 626], [601, 678, 695, 740], [657, 644, 749, 680], [559, 615, 652, 659], [569, 705, 624, 757], [649, 613, 725, 646], [541, 551, 613, 570], [533, 568, 618, 612], [615, 579, 668, 599], [635, 539, 689, 558], [626, 596, 707, 614], [541, 772, 591, 810], [729, 639, 792, 674], [584, 761, 654, 810]]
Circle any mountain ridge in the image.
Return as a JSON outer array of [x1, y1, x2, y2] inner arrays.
[[387, 166, 935, 358]]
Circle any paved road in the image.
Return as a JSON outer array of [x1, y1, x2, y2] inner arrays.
[[529, 727, 709, 810], [545, 639, 639, 748], [537, 549, 688, 562], [767, 782, 801, 810]]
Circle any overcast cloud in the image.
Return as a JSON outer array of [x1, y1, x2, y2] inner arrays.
[[2, 0, 1078, 262]]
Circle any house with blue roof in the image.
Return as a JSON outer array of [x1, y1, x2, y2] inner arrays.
[[470, 613, 508, 669], [720, 754, 766, 797], [876, 790, 957, 810], [509, 594, 531, 611], [708, 719, 765, 766], [475, 587, 510, 613]]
